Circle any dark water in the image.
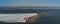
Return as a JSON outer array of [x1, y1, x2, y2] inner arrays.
[[0, 9, 59, 24]]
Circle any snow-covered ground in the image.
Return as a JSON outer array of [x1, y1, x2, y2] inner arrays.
[[0, 13, 37, 23]]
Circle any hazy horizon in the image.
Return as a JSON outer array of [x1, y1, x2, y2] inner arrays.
[[0, 0, 60, 7]]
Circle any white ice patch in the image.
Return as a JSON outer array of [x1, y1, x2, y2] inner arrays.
[[0, 13, 37, 23]]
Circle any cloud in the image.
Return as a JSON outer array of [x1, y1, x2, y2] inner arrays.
[[0, 2, 48, 7], [0, 2, 60, 7]]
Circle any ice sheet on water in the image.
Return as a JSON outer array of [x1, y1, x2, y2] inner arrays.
[[0, 13, 37, 23]]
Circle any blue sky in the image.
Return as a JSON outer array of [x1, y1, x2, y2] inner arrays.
[[0, 0, 60, 7]]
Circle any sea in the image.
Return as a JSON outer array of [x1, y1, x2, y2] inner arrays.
[[0, 7, 59, 24]]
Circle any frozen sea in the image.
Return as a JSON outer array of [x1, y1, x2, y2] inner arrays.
[[0, 7, 60, 24]]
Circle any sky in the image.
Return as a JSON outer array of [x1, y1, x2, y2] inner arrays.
[[0, 0, 60, 7]]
